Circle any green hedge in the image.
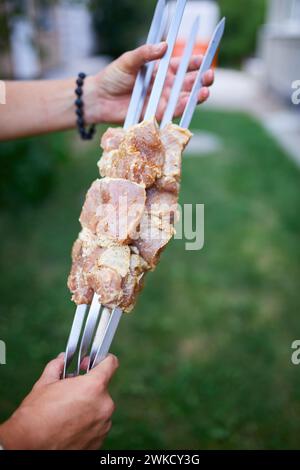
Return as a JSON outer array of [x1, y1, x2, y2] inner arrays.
[[90, 0, 158, 58], [0, 134, 67, 208], [219, 0, 267, 67]]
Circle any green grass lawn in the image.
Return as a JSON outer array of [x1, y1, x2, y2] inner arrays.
[[1, 109, 300, 449]]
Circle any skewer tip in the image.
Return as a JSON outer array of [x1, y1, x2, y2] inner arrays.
[[219, 17, 226, 29], [213, 17, 226, 39]]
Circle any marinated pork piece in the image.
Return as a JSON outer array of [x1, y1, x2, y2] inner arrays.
[[99, 120, 165, 188], [145, 187, 178, 225], [132, 187, 178, 268], [156, 123, 192, 194], [101, 127, 125, 151], [120, 248, 149, 312], [79, 177, 146, 244], [68, 230, 147, 310], [68, 118, 192, 311], [132, 124, 191, 268], [86, 266, 123, 307], [68, 237, 95, 305], [133, 213, 174, 268]]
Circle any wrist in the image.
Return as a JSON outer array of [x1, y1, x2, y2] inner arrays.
[[83, 75, 103, 125]]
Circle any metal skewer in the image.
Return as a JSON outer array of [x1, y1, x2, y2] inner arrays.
[[89, 0, 188, 371], [91, 17, 226, 370], [63, 304, 87, 377], [91, 0, 190, 370], [63, 1, 226, 377], [144, 0, 187, 120], [133, 5, 169, 125], [84, 0, 179, 374], [180, 17, 226, 129], [124, 0, 166, 129], [160, 15, 200, 128], [76, 294, 102, 374], [88, 307, 111, 368], [90, 308, 123, 369], [63, 0, 170, 378]]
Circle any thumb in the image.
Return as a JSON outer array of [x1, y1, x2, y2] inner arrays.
[[87, 354, 119, 387], [36, 353, 65, 386], [117, 42, 167, 75]]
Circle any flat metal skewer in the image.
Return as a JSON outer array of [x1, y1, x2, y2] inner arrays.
[[124, 0, 166, 129], [63, 0, 169, 378], [144, 0, 187, 120], [76, 294, 102, 375], [63, 304, 87, 378], [91, 17, 226, 370], [91, 0, 189, 370], [64, 4, 226, 377], [91, 308, 123, 368], [85, 3, 177, 373], [88, 307, 110, 369], [133, 5, 169, 125], [180, 17, 226, 129], [160, 16, 200, 128]]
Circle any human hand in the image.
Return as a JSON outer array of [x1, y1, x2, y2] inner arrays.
[[0, 353, 118, 450], [84, 42, 214, 125]]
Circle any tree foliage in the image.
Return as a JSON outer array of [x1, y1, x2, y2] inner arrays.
[[89, 0, 157, 58], [0, 134, 67, 208], [219, 0, 267, 66]]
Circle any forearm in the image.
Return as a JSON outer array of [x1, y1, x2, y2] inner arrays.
[[0, 77, 97, 141]]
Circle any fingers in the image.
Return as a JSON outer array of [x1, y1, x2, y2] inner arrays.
[[202, 69, 214, 87], [182, 71, 197, 92], [168, 54, 203, 74], [80, 356, 90, 371], [117, 42, 167, 75], [172, 87, 210, 119], [199, 87, 210, 103], [87, 354, 119, 387], [154, 66, 214, 114], [36, 353, 65, 387], [179, 69, 214, 92]]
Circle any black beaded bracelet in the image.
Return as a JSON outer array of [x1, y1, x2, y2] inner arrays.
[[75, 72, 96, 140]]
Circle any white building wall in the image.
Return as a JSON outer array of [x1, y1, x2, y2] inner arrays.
[[10, 18, 40, 79], [260, 0, 300, 98], [168, 0, 219, 42], [54, 1, 94, 64]]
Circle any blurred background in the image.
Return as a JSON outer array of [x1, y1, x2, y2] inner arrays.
[[0, 0, 300, 450]]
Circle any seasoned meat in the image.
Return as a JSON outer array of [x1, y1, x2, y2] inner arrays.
[[156, 123, 192, 194], [68, 232, 136, 309], [68, 119, 192, 311], [67, 238, 94, 305], [99, 120, 165, 188], [119, 250, 148, 312], [68, 236, 149, 311], [132, 187, 179, 268], [79, 177, 146, 244], [86, 266, 123, 307], [134, 213, 174, 268], [100, 127, 125, 151], [145, 187, 179, 225]]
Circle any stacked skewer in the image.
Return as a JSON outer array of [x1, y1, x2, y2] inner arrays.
[[63, 0, 225, 378]]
